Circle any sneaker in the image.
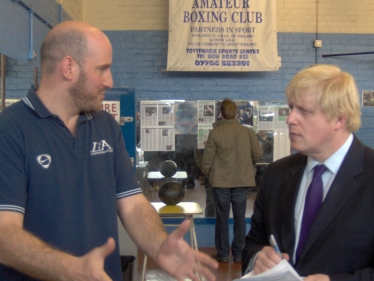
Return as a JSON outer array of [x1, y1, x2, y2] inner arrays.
[[233, 257, 242, 263], [211, 253, 228, 263]]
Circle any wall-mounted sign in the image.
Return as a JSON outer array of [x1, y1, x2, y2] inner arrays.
[[167, 0, 279, 72], [101, 101, 120, 124]]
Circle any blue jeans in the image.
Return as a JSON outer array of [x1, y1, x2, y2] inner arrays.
[[204, 176, 216, 217], [214, 187, 248, 259]]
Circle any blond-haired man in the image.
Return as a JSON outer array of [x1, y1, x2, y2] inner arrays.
[[243, 64, 374, 281]]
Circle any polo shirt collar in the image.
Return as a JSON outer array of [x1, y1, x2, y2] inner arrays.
[[22, 88, 52, 118], [22, 88, 93, 121]]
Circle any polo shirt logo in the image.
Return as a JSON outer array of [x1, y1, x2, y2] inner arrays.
[[37, 154, 52, 169], [91, 140, 113, 155]]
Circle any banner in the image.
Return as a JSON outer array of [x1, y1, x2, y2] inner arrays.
[[167, 0, 279, 72]]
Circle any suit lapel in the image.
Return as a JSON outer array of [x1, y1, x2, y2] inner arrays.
[[280, 157, 306, 258], [300, 137, 365, 260]]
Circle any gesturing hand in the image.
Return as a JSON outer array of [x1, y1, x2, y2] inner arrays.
[[156, 219, 219, 281]]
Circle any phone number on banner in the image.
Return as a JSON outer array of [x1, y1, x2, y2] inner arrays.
[[195, 60, 249, 66]]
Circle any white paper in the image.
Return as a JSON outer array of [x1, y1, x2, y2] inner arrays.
[[234, 259, 303, 281], [257, 106, 289, 130]]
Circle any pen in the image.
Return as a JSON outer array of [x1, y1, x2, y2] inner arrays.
[[269, 234, 283, 259]]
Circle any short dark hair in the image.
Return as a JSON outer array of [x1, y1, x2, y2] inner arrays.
[[220, 98, 237, 119], [40, 29, 88, 73]]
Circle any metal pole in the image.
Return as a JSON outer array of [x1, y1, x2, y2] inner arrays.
[[322, 52, 374, 58]]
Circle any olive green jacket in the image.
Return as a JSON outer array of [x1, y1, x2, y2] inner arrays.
[[202, 118, 263, 188]]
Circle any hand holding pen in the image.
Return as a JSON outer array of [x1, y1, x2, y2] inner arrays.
[[251, 235, 285, 274], [269, 234, 283, 259], [251, 235, 289, 274]]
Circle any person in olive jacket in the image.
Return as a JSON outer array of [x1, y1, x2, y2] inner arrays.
[[202, 98, 263, 263]]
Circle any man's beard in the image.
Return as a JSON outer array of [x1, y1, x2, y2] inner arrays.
[[69, 70, 102, 113]]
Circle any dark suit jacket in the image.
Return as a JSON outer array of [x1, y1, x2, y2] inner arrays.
[[243, 136, 374, 280]]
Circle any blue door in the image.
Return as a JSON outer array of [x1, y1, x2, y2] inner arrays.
[[104, 87, 136, 170]]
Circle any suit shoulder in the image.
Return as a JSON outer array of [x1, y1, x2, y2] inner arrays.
[[363, 144, 374, 155], [350, 137, 374, 164], [363, 145, 374, 164]]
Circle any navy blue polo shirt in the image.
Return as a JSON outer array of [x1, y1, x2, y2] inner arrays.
[[0, 89, 142, 280]]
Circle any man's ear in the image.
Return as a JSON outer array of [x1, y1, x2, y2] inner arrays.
[[335, 115, 347, 130], [60, 56, 78, 81]]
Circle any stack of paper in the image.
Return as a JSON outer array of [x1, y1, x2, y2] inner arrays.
[[234, 259, 303, 281]]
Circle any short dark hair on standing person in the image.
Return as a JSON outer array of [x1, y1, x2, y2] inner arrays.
[[40, 29, 88, 74], [220, 98, 238, 119]]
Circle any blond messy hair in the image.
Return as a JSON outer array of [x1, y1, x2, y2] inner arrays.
[[285, 64, 361, 132]]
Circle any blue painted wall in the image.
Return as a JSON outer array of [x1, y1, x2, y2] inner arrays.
[[106, 30, 374, 102], [1, 2, 374, 150], [0, 0, 70, 62], [106, 30, 374, 148], [1, 0, 71, 97]]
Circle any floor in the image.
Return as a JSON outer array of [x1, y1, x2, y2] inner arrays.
[[138, 177, 258, 281]]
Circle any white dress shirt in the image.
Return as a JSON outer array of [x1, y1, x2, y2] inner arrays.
[[292, 133, 353, 263]]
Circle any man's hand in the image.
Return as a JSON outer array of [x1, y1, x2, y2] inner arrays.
[[156, 219, 219, 281], [0, 210, 116, 281], [68, 238, 116, 281], [253, 246, 290, 275], [304, 274, 330, 281]]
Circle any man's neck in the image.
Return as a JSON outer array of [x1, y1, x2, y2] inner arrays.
[[36, 87, 80, 136], [311, 131, 352, 163]]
